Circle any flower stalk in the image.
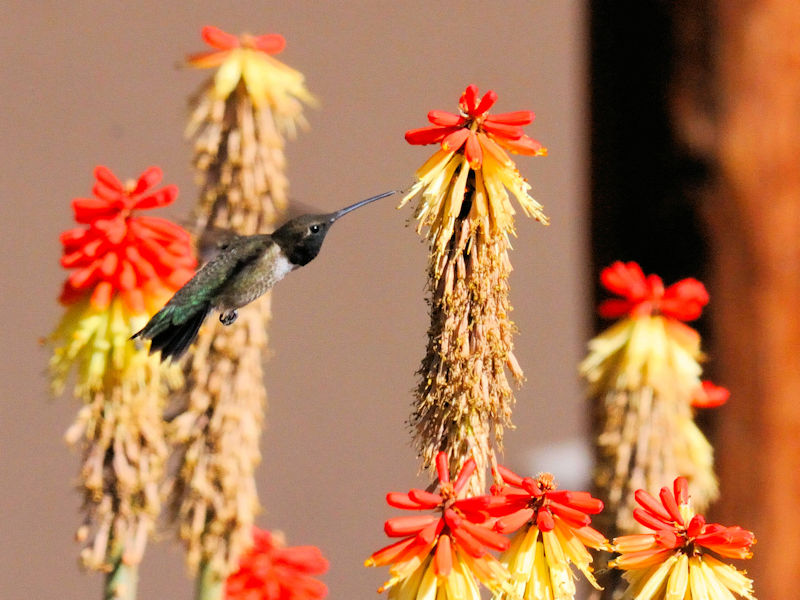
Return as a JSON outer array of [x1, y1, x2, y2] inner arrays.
[[401, 84, 547, 492], [197, 562, 224, 600], [580, 262, 723, 537], [49, 166, 195, 597], [169, 26, 314, 595], [104, 543, 139, 600]]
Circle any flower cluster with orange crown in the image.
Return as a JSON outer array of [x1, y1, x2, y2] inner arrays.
[[49, 166, 196, 586], [225, 528, 329, 600], [401, 83, 548, 255], [611, 477, 755, 599], [580, 261, 728, 537], [51, 165, 195, 395], [367, 452, 609, 600]]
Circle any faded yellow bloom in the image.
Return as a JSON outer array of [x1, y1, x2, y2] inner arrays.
[[401, 148, 547, 258]]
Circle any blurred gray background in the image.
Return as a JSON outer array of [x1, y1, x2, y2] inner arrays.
[[0, 2, 587, 598]]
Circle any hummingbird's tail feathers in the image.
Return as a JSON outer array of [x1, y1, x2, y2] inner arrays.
[[131, 302, 211, 362], [156, 306, 209, 361]]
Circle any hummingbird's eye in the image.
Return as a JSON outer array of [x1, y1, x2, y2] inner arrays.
[[309, 224, 321, 234]]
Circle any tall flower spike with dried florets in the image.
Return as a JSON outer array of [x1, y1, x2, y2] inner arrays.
[[48, 165, 195, 597], [487, 465, 609, 600], [224, 528, 329, 600], [400, 84, 548, 493], [610, 476, 756, 599], [186, 25, 316, 232], [171, 26, 314, 589], [579, 261, 725, 537], [366, 452, 515, 599]]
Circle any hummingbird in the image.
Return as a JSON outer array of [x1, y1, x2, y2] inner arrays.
[[131, 190, 397, 361]]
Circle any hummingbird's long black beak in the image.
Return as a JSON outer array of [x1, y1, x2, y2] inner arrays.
[[330, 190, 399, 221]]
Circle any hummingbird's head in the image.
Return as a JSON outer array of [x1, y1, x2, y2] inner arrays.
[[271, 190, 399, 266], [271, 213, 337, 267]]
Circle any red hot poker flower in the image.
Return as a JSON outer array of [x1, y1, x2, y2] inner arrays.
[[486, 466, 608, 596], [598, 261, 709, 321], [185, 25, 314, 119], [225, 528, 329, 600], [405, 84, 546, 169], [367, 452, 513, 598], [59, 166, 195, 312], [612, 477, 756, 599], [489, 467, 605, 538], [187, 25, 286, 69], [618, 477, 754, 563]]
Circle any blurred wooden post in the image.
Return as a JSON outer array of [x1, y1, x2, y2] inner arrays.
[[703, 2, 800, 595], [591, 2, 800, 595]]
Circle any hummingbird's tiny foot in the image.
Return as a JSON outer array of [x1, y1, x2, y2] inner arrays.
[[219, 309, 238, 326]]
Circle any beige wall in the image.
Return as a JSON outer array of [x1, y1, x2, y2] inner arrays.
[[0, 2, 587, 598]]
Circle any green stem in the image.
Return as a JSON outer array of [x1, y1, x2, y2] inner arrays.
[[196, 560, 224, 600], [104, 546, 138, 600]]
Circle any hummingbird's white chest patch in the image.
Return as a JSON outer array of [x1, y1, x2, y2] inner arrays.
[[267, 250, 295, 282]]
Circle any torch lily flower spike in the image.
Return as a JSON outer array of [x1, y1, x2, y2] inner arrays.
[[611, 476, 756, 599], [580, 261, 722, 534], [366, 452, 515, 599], [400, 84, 548, 255], [225, 528, 329, 600], [487, 465, 609, 600]]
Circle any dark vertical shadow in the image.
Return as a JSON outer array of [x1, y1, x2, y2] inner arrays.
[[588, 2, 712, 596], [589, 2, 708, 292]]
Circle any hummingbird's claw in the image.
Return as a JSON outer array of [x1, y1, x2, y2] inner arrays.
[[219, 309, 238, 326]]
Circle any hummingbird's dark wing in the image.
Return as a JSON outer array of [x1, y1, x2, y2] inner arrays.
[[196, 226, 243, 263], [168, 233, 273, 305], [132, 234, 272, 361]]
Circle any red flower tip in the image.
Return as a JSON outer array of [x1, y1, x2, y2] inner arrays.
[[536, 509, 555, 531], [598, 261, 709, 321], [200, 25, 286, 54], [371, 451, 511, 575], [453, 458, 477, 494], [435, 451, 451, 484], [385, 515, 438, 537], [674, 476, 689, 505], [59, 166, 195, 307], [486, 466, 605, 537], [686, 514, 706, 539], [202, 25, 241, 50], [692, 380, 730, 408], [405, 84, 545, 167], [624, 476, 756, 560], [634, 489, 673, 523], [226, 528, 328, 600], [495, 464, 524, 487], [431, 533, 452, 576], [458, 84, 480, 114], [250, 32, 286, 54], [654, 528, 680, 549], [408, 488, 444, 508]]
